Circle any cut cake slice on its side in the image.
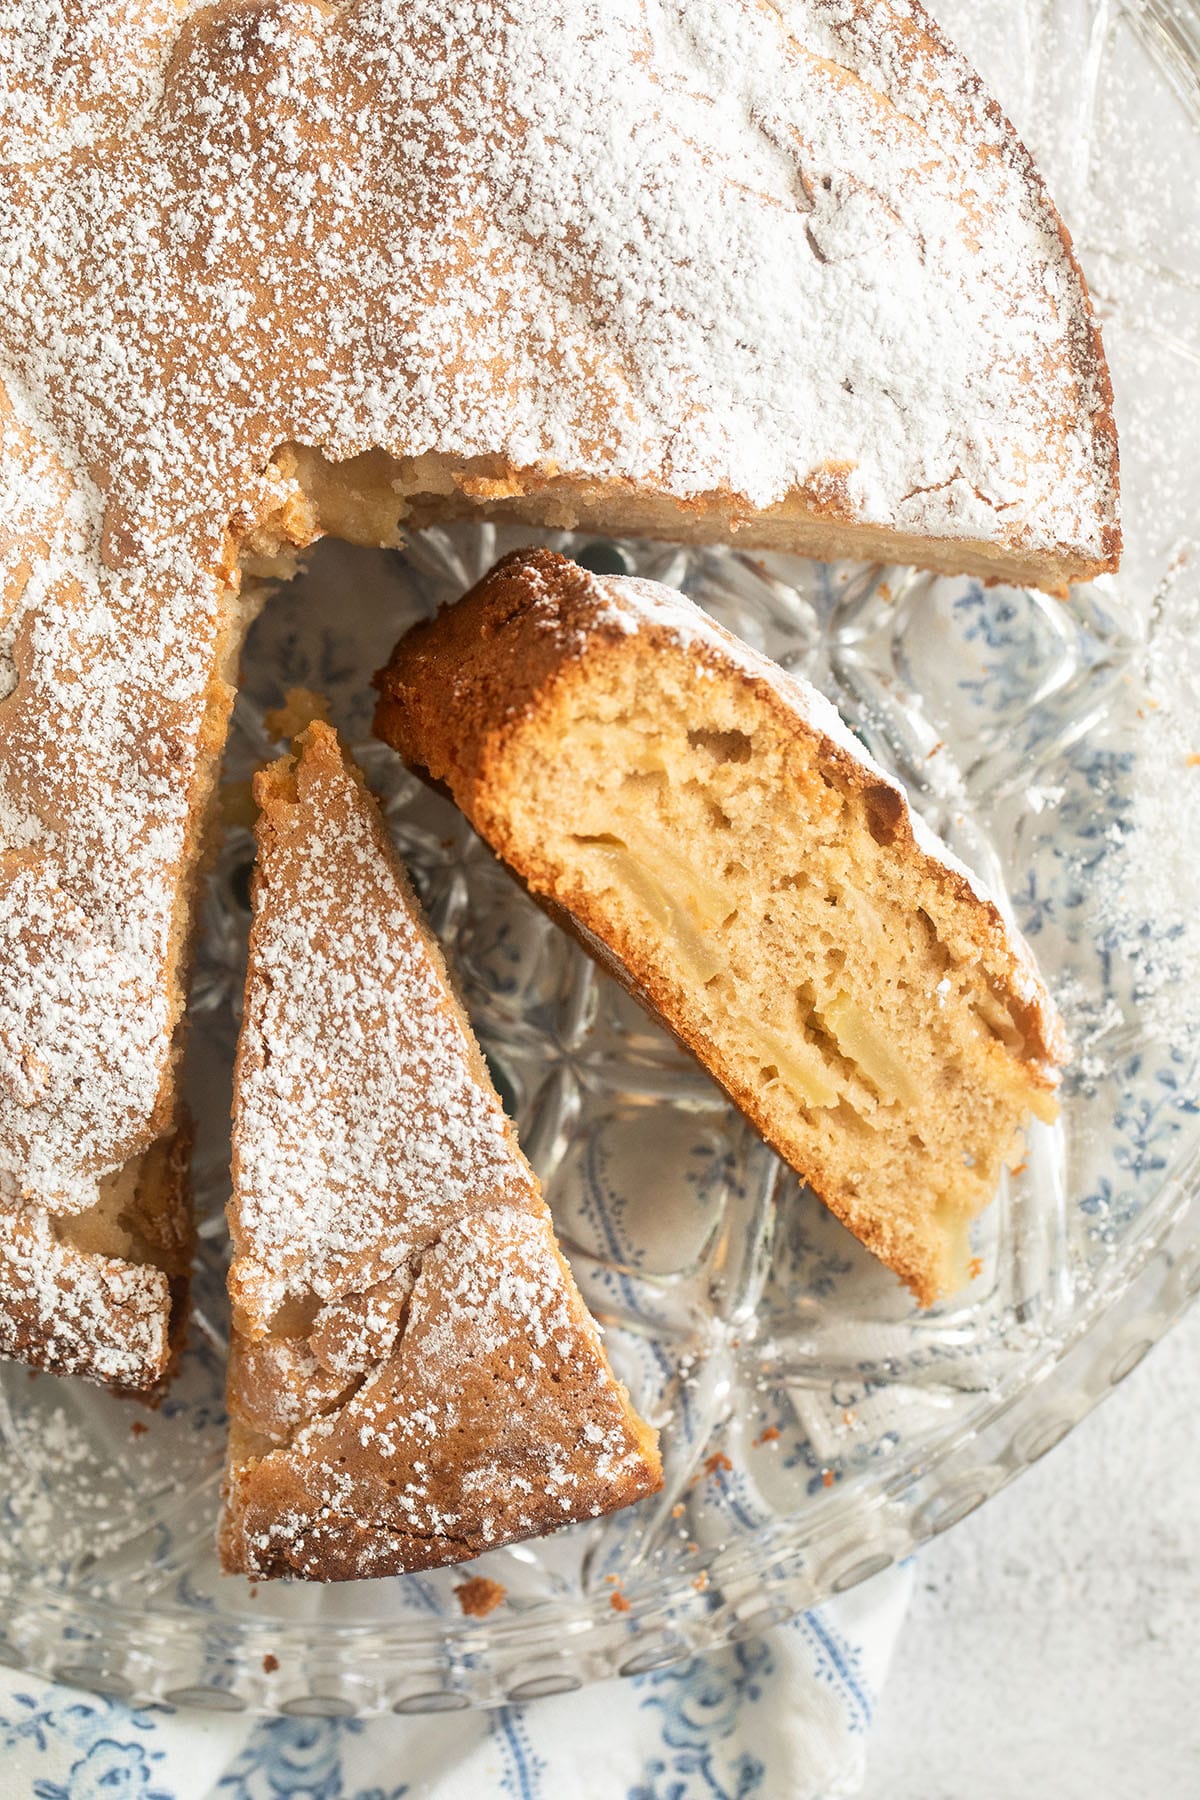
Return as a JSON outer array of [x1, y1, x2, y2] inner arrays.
[[220, 720, 660, 1580], [374, 549, 1069, 1307]]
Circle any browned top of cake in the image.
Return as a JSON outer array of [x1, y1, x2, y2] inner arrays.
[[0, 3, 1122, 1324], [1, 0, 1115, 1377], [0, 1216, 171, 1389], [0, 1109, 190, 1391], [225, 1209, 662, 1581], [227, 720, 544, 1339], [221, 721, 660, 1579]]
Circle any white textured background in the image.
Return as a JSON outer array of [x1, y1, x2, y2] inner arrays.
[[859, 1303, 1200, 1799]]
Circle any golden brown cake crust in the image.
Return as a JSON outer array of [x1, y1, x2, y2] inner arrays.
[[220, 723, 660, 1579], [0, 0, 1115, 1381], [223, 1211, 663, 1582], [375, 550, 1067, 1305], [375, 547, 1063, 1077], [224, 720, 546, 1340]]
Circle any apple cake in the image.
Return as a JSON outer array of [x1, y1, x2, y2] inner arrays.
[[375, 549, 1068, 1304], [0, 0, 1113, 1380]]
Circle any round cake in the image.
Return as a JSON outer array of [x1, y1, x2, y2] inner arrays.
[[0, 0, 1118, 1384]]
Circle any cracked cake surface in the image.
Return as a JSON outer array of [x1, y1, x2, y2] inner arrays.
[[0, 0, 1116, 1383], [220, 721, 661, 1579]]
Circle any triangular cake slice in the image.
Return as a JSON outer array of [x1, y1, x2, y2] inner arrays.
[[220, 720, 659, 1580], [375, 550, 1068, 1307]]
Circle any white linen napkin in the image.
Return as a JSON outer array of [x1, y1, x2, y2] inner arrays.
[[0, 1563, 909, 1800]]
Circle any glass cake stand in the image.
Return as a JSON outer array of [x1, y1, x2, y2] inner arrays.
[[2, 0, 1199, 1716]]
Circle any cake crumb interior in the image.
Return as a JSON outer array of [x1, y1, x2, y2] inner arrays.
[[492, 645, 1056, 1299]]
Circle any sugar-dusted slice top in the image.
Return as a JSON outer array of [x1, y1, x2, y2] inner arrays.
[[228, 721, 543, 1339], [222, 721, 660, 1579], [225, 1208, 662, 1580]]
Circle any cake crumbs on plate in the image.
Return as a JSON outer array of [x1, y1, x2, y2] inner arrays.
[[455, 1576, 507, 1619]]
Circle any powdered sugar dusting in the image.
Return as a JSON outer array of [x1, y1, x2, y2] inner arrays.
[[0, 1403, 122, 1595], [0, 0, 1112, 1372], [0, 2, 182, 165], [232, 1210, 658, 1577], [0, 860, 166, 1210], [0, 1211, 170, 1386], [228, 725, 542, 1331], [224, 726, 658, 1577]]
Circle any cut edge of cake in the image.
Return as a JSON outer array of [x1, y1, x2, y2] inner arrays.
[[373, 549, 1069, 1306], [0, 1121, 192, 1394]]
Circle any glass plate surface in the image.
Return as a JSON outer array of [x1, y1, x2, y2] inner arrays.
[[2, 0, 1199, 1716]]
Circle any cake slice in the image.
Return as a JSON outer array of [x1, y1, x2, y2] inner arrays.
[[375, 549, 1068, 1306], [220, 720, 660, 1580]]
